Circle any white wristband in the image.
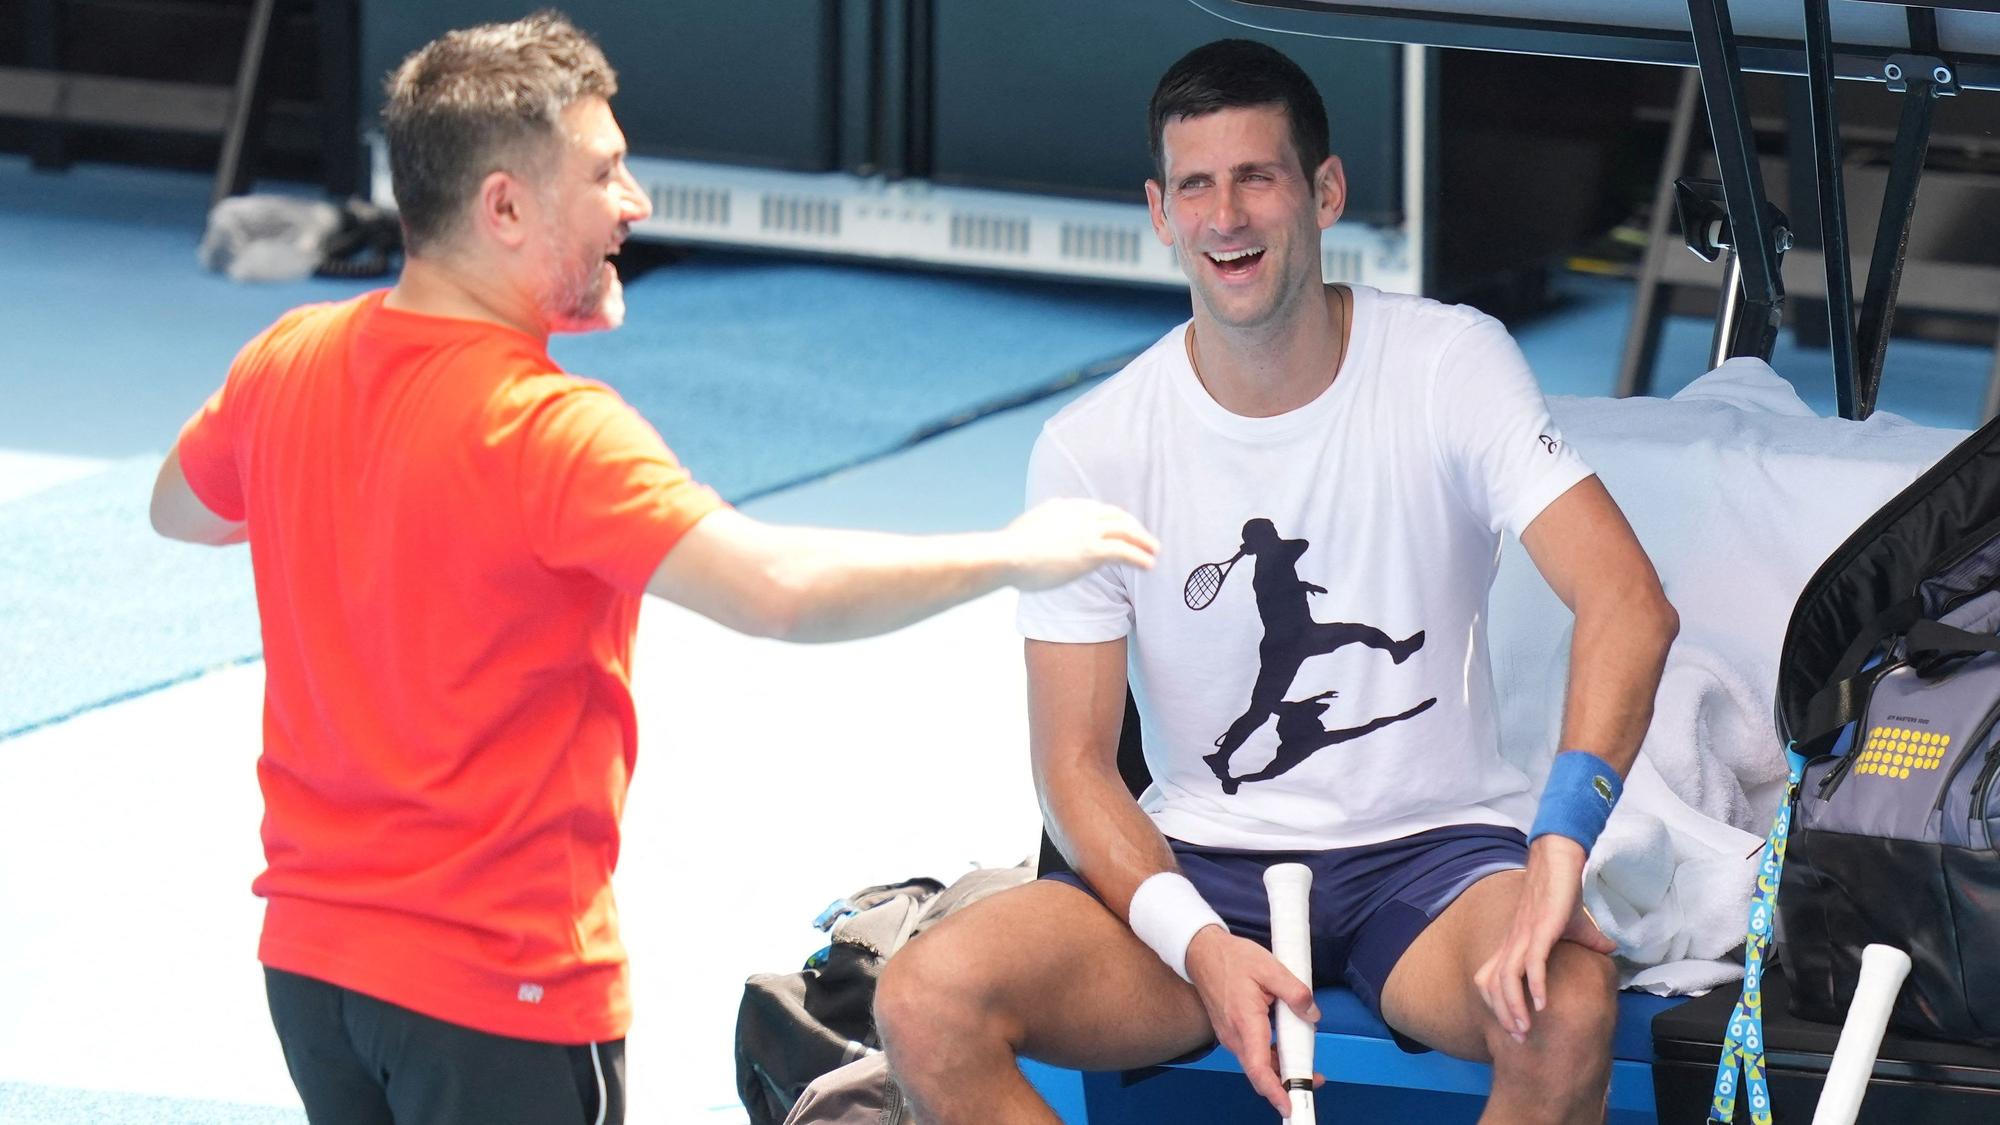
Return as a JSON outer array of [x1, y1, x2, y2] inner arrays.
[[1127, 872, 1226, 982]]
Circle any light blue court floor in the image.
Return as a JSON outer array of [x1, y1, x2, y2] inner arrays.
[[0, 154, 1993, 1123]]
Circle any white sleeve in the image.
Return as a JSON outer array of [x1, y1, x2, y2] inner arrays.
[[1015, 428, 1134, 643], [1430, 315, 1594, 538]]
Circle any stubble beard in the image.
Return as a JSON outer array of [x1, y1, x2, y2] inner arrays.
[[542, 246, 623, 334]]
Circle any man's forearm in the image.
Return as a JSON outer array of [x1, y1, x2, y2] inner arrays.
[[1039, 758, 1180, 918], [1555, 585, 1678, 776], [765, 525, 1016, 643]]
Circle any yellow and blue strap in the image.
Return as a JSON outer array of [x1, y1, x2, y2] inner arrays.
[[1710, 744, 1807, 1125]]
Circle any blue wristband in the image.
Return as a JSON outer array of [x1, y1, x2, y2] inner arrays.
[[1529, 750, 1623, 853]]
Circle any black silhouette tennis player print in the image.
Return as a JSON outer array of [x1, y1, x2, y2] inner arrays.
[[1187, 517, 1433, 794]]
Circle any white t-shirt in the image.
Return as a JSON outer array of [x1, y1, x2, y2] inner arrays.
[[1018, 286, 1593, 851]]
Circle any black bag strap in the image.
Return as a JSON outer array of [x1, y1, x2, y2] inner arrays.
[[1800, 668, 1885, 748], [1833, 596, 1921, 682], [1907, 618, 2000, 658], [1801, 615, 2000, 746], [1796, 597, 1924, 749]]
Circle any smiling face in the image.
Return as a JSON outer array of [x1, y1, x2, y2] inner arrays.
[[529, 96, 651, 333], [1145, 103, 1343, 332]]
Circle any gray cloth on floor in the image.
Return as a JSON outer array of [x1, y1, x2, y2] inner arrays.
[[199, 195, 343, 282]]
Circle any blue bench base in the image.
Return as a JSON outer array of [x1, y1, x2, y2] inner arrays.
[[1021, 987, 1687, 1123]]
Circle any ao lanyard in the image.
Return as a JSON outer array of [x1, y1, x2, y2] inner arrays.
[[1709, 744, 1807, 1125]]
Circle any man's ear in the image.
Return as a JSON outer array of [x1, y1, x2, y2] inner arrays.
[[474, 169, 535, 250], [1313, 155, 1346, 230], [1145, 179, 1174, 248]]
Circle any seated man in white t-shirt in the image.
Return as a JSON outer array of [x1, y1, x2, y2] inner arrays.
[[874, 38, 1678, 1125]]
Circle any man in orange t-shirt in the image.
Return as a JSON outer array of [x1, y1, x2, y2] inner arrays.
[[147, 14, 1157, 1125]]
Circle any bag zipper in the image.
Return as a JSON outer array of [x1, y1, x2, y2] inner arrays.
[[1972, 746, 2000, 824], [1932, 694, 2000, 814], [1920, 515, 2000, 623]]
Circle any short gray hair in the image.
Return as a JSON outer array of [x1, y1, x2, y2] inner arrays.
[[381, 10, 617, 255]]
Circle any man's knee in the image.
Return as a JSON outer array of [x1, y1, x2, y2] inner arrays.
[[874, 921, 1008, 1058], [1512, 944, 1618, 1063]]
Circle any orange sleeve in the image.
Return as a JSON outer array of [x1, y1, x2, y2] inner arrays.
[[176, 307, 325, 522], [175, 379, 244, 523], [515, 382, 728, 595]]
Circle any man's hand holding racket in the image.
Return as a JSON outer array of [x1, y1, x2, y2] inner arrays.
[[1003, 499, 1159, 589], [1184, 926, 1324, 1116]]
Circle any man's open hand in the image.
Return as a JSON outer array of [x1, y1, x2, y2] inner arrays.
[[1472, 836, 1616, 1042]]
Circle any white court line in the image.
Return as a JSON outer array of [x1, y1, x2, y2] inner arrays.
[[0, 449, 116, 504]]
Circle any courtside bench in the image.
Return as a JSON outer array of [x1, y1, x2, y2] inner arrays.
[[1020, 986, 1684, 1124]]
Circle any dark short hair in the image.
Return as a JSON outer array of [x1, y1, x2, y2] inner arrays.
[[1147, 39, 1330, 186], [381, 10, 617, 255]]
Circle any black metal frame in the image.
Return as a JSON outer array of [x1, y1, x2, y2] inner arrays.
[[1686, 0, 1790, 370], [1802, 0, 1861, 418], [1185, 1, 2000, 90], [1850, 8, 1951, 416], [1191, 0, 1993, 420]]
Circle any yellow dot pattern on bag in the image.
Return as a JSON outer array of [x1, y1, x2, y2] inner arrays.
[[1857, 726, 1950, 779]]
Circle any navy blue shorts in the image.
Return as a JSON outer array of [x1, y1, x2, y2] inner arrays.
[[1043, 823, 1527, 1052]]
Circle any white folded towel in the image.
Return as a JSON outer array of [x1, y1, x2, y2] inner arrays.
[[1586, 754, 1761, 982], [1640, 644, 1784, 834]]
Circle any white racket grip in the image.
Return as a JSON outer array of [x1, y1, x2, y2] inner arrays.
[[1811, 943, 1912, 1125], [1264, 862, 1316, 1125]]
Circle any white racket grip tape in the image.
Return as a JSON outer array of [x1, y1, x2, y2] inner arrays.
[[1810, 944, 1912, 1125], [1263, 862, 1317, 1125]]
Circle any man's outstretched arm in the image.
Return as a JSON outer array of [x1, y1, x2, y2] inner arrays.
[[1030, 637, 1317, 1116], [1475, 475, 1677, 1041], [646, 500, 1158, 644]]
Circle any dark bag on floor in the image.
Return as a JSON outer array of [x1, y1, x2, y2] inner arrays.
[[1777, 411, 2000, 1043], [735, 864, 1034, 1125]]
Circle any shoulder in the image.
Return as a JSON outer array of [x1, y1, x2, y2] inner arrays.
[[232, 293, 372, 371], [495, 371, 670, 461], [1367, 288, 1509, 356], [1036, 322, 1186, 450]]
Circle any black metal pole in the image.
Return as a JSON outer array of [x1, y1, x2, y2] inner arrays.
[[1684, 0, 1785, 361], [1852, 83, 1936, 419], [1802, 0, 1860, 419], [214, 0, 281, 205]]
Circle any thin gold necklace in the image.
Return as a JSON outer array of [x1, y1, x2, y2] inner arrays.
[[1186, 285, 1350, 393]]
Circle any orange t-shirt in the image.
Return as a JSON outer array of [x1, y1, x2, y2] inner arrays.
[[176, 290, 725, 1043]]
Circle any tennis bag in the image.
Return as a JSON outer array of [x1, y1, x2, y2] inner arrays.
[[735, 864, 1035, 1124], [1777, 410, 2000, 1043]]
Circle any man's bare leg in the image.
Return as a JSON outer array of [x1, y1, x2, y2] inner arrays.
[[1378, 871, 1618, 1125], [875, 879, 1214, 1125]]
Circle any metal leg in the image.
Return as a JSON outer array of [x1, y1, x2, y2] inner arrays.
[[1852, 79, 1936, 420], [1803, 0, 1861, 419], [1851, 9, 1951, 420], [1711, 248, 1746, 372], [1684, 0, 1786, 362], [1983, 326, 2000, 423], [213, 0, 282, 206], [1782, 74, 1830, 350], [1616, 69, 1702, 399]]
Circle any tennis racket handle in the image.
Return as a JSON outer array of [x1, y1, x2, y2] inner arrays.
[[1264, 863, 1316, 1124], [1811, 944, 1912, 1125]]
